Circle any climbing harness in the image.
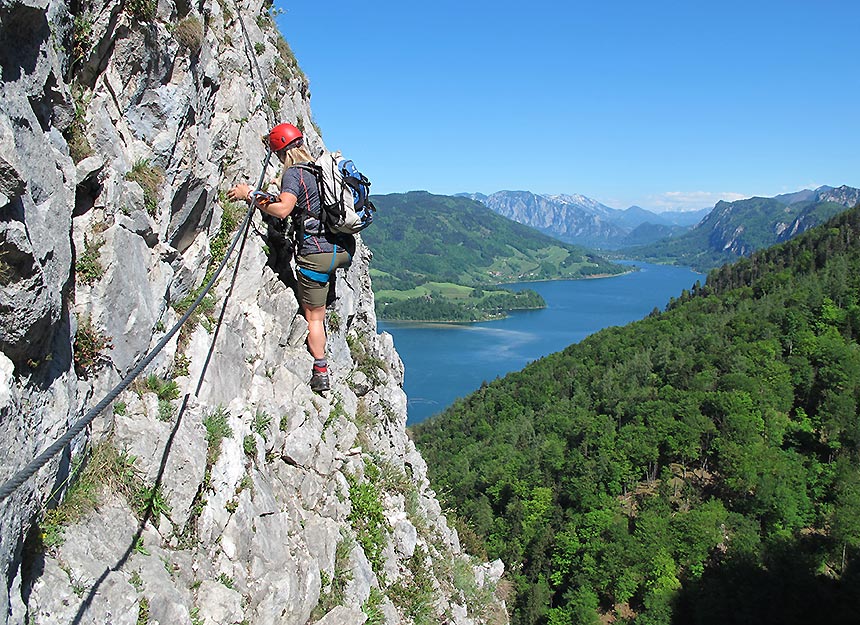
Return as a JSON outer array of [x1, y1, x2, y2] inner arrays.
[[296, 247, 344, 284]]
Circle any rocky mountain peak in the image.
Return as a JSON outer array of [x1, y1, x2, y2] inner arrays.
[[816, 184, 860, 208], [474, 191, 642, 249], [543, 193, 614, 216]]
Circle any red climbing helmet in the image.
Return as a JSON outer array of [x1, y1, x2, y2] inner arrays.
[[268, 123, 303, 152]]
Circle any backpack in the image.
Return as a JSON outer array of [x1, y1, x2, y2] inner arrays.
[[295, 151, 375, 235]]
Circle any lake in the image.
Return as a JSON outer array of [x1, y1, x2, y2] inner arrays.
[[377, 262, 705, 424]]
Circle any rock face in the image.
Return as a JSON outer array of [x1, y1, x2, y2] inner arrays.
[[778, 185, 860, 242], [0, 1, 507, 624], [816, 185, 860, 209]]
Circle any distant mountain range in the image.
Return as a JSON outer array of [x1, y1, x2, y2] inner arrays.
[[459, 191, 708, 249], [625, 185, 860, 271], [460, 186, 860, 268]]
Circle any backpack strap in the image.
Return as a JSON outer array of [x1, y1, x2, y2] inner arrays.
[[293, 162, 326, 237]]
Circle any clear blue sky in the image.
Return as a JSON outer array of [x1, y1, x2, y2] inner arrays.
[[274, 1, 859, 212]]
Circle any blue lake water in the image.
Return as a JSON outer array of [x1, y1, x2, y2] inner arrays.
[[378, 262, 704, 424]]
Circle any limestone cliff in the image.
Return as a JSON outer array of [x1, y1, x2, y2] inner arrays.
[[0, 1, 506, 623]]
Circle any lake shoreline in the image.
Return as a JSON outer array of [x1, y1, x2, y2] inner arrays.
[[376, 267, 640, 325], [491, 266, 638, 286]]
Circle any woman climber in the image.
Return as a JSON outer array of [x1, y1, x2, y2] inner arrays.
[[227, 123, 355, 392]]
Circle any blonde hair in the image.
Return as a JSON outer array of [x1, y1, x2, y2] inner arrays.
[[271, 145, 315, 189], [281, 145, 314, 168]]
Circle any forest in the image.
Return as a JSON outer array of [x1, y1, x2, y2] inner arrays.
[[413, 205, 860, 624], [377, 287, 545, 322]]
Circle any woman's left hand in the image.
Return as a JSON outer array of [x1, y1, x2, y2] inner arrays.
[[227, 183, 251, 202]]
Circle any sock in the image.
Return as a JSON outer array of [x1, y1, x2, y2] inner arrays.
[[313, 358, 328, 374]]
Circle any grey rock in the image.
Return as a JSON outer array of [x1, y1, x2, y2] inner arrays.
[[167, 233, 210, 305], [393, 516, 418, 559], [303, 515, 340, 578], [0, 117, 25, 202], [31, 498, 142, 625], [58, 497, 139, 578], [348, 370, 371, 396], [26, 558, 78, 625], [482, 559, 506, 587], [450, 603, 473, 625], [378, 597, 400, 625], [188, 323, 254, 408], [317, 605, 368, 625], [247, 530, 318, 625], [197, 580, 244, 625], [343, 543, 374, 607], [168, 176, 214, 253], [219, 496, 257, 563], [116, 210, 158, 248], [75, 224, 173, 375], [376, 332, 405, 386], [75, 155, 106, 187], [282, 412, 323, 468], [135, 547, 195, 624], [113, 401, 207, 530], [0, 353, 14, 410], [476, 190, 628, 249], [0, 220, 58, 364]]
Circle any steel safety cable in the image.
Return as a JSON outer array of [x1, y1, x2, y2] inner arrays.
[[0, 201, 257, 504]]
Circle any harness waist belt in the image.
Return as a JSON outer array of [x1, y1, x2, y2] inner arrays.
[[297, 266, 331, 283], [297, 244, 353, 285]]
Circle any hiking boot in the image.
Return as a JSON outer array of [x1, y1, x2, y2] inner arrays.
[[310, 371, 330, 392]]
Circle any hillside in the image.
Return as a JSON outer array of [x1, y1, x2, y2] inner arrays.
[[363, 192, 625, 320], [0, 2, 506, 624], [620, 222, 688, 247], [624, 185, 860, 270], [413, 204, 860, 625]]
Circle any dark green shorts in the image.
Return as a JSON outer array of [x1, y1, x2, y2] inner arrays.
[[296, 250, 352, 308]]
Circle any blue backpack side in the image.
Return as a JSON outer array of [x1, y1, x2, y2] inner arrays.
[[338, 158, 375, 231]]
